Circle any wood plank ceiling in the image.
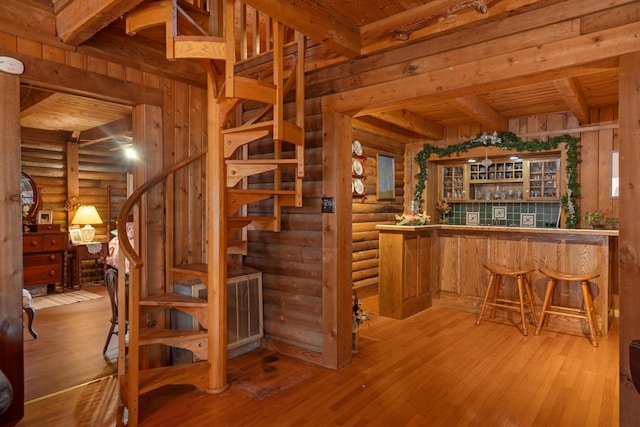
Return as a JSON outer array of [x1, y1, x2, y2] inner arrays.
[[21, 0, 620, 141]]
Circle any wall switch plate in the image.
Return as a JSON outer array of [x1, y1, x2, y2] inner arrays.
[[0, 57, 24, 75], [321, 197, 335, 213]]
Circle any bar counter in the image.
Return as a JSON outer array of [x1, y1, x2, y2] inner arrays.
[[376, 224, 618, 335]]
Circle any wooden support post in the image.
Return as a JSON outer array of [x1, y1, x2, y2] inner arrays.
[[66, 141, 79, 229], [206, 70, 229, 394], [618, 51, 640, 425], [0, 62, 24, 424], [320, 108, 353, 368]]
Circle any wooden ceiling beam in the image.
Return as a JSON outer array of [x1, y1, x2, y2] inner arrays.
[[241, 0, 360, 58], [360, 0, 540, 55], [553, 77, 590, 124], [77, 116, 133, 147], [323, 20, 637, 115], [367, 109, 444, 139], [0, 46, 163, 107], [56, 0, 145, 45], [448, 96, 509, 132]]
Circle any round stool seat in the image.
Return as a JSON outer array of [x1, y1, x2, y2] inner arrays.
[[536, 267, 600, 347], [476, 263, 537, 336], [484, 263, 534, 277], [538, 267, 599, 283]]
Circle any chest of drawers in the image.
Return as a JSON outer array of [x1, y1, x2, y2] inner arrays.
[[23, 231, 68, 292]]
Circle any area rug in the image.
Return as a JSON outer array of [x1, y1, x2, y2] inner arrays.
[[31, 290, 104, 310]]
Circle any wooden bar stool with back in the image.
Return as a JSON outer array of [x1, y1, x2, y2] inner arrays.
[[534, 267, 601, 347], [476, 263, 538, 336]]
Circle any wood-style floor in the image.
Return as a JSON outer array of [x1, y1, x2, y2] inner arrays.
[[22, 284, 117, 402], [18, 293, 619, 426]]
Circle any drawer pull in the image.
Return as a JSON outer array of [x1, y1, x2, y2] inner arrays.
[[49, 239, 57, 245], [31, 240, 38, 246], [49, 270, 56, 276], [49, 254, 56, 261]]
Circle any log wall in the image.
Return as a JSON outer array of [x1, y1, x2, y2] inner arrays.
[[350, 124, 407, 294], [20, 133, 132, 241]]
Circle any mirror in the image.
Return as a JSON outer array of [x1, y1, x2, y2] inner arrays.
[[21, 172, 40, 225]]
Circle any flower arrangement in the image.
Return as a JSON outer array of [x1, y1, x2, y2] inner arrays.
[[584, 209, 608, 229], [64, 197, 81, 212], [352, 292, 370, 333], [395, 211, 431, 226], [435, 199, 452, 215]]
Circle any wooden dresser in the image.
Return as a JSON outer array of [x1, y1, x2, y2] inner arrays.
[[23, 230, 68, 294]]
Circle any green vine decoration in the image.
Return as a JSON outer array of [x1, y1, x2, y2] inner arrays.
[[413, 132, 581, 228]]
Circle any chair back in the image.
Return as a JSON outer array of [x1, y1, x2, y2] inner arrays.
[[105, 268, 119, 324]]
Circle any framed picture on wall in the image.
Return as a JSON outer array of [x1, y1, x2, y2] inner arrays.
[[376, 154, 395, 200]]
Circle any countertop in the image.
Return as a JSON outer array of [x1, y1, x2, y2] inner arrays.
[[375, 223, 619, 236]]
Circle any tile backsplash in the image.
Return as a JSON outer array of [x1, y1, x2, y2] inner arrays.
[[446, 202, 561, 228]]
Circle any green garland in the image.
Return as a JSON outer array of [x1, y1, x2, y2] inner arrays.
[[414, 132, 581, 228]]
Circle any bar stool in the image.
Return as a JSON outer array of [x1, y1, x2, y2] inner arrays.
[[535, 267, 601, 347], [476, 264, 537, 336]]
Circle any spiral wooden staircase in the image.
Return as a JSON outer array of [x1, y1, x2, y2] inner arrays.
[[116, 1, 305, 425]]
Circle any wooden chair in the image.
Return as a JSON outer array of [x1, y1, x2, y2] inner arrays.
[[103, 268, 127, 353], [476, 263, 537, 336], [22, 289, 37, 339], [535, 267, 601, 347]]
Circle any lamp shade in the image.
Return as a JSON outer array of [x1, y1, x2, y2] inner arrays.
[[71, 205, 103, 225], [71, 205, 103, 243]]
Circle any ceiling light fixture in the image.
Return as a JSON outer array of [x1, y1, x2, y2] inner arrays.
[[124, 146, 138, 159]]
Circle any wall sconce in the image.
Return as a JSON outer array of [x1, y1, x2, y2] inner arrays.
[[71, 205, 103, 242]]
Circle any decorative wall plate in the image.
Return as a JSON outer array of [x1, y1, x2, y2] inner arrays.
[[352, 158, 364, 176], [352, 140, 363, 156], [353, 178, 365, 195]]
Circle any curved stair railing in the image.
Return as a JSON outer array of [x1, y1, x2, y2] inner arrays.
[[118, 1, 305, 425], [114, 148, 209, 425]]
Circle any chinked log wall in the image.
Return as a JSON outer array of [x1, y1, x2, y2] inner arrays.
[[237, 54, 408, 351], [21, 129, 131, 241]]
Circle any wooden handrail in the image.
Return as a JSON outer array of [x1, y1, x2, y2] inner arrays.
[[116, 148, 208, 269]]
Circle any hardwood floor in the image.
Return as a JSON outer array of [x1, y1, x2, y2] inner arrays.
[[18, 295, 619, 426], [22, 284, 117, 402]]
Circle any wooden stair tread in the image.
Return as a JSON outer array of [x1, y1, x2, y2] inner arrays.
[[227, 188, 296, 195], [232, 76, 277, 105], [226, 158, 299, 165], [222, 120, 274, 135], [138, 328, 208, 346], [119, 361, 210, 402], [222, 120, 303, 145], [174, 35, 226, 60], [228, 216, 276, 224], [140, 293, 207, 307]]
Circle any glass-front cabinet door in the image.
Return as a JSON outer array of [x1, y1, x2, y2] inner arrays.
[[441, 165, 466, 200], [527, 158, 560, 200]]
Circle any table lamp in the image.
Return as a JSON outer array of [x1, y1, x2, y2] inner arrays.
[[71, 205, 103, 243]]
